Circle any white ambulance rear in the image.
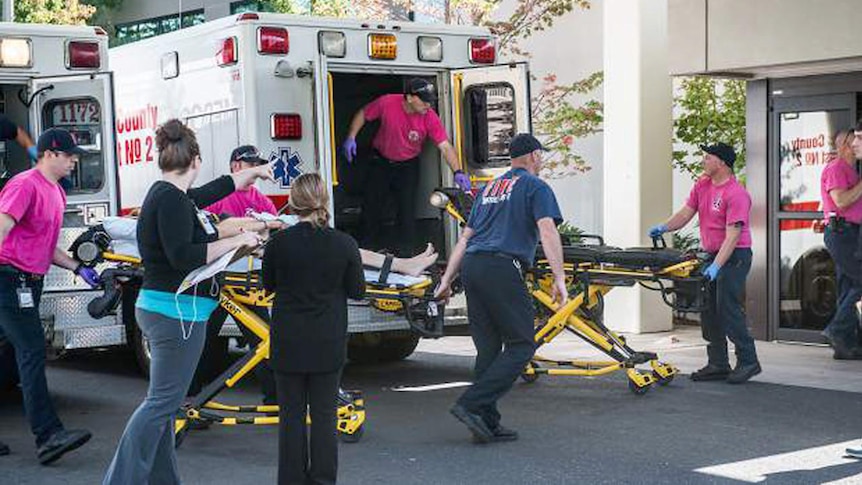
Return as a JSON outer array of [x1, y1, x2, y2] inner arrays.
[[106, 12, 531, 367]]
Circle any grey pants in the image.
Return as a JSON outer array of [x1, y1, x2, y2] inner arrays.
[[103, 308, 207, 485]]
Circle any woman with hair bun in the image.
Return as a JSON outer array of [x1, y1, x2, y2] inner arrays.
[[262, 172, 365, 485], [103, 119, 273, 484]]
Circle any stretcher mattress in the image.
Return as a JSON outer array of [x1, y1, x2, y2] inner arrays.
[[101, 217, 429, 286], [539, 243, 694, 270]]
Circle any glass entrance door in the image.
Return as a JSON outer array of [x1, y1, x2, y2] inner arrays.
[[771, 94, 855, 342]]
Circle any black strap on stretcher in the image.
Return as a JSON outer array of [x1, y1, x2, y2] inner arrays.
[[377, 254, 394, 285]]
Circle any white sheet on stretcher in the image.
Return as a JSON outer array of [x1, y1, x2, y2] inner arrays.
[[363, 270, 428, 288]]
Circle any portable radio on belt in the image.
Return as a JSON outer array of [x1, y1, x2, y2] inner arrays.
[[16, 274, 34, 309]]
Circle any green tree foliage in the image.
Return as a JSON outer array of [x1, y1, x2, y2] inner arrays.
[[673, 77, 747, 180], [14, 0, 96, 25]]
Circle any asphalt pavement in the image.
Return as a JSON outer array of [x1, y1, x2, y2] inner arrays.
[[3, 334, 862, 484]]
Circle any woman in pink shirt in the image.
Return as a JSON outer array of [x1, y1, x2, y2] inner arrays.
[[648, 142, 761, 384]]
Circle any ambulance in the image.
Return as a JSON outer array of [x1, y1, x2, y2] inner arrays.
[[49, 12, 531, 372], [0, 23, 117, 361]]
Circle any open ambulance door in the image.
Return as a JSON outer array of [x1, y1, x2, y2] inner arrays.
[[29, 73, 117, 292], [312, 53, 337, 222], [29, 73, 118, 227], [450, 62, 531, 184]]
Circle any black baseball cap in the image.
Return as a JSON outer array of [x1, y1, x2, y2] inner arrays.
[[509, 133, 547, 158], [407, 78, 437, 104], [230, 145, 268, 165], [701, 142, 736, 167], [37, 128, 86, 156]]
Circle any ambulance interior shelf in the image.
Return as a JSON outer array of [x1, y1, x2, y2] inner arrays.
[[69, 214, 451, 338]]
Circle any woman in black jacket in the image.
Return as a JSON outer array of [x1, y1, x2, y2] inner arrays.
[[263, 173, 365, 485], [103, 119, 271, 485]]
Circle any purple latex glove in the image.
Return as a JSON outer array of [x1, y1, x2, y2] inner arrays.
[[75, 265, 101, 288], [454, 170, 472, 192], [27, 146, 37, 161], [342, 137, 357, 163]]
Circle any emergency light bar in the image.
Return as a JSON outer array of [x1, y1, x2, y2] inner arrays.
[[0, 38, 32, 68], [318, 31, 346, 58], [368, 34, 397, 60], [469, 38, 496, 64], [417, 36, 443, 62], [258, 27, 289, 55], [271, 113, 302, 140], [67, 40, 100, 69], [218, 37, 238, 66]]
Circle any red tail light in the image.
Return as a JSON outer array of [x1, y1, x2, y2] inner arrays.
[[271, 114, 302, 140], [469, 38, 495, 64], [67, 41, 100, 69], [217, 37, 237, 66], [258, 27, 289, 55]]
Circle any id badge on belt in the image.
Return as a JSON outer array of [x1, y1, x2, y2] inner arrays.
[[17, 276, 34, 309]]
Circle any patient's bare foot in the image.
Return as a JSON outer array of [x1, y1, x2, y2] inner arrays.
[[396, 243, 438, 276]]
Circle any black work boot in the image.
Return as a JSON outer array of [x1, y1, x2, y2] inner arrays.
[[690, 364, 731, 381], [37, 429, 91, 465], [0, 440, 9, 456], [450, 404, 493, 444], [825, 334, 862, 360], [488, 424, 519, 443], [727, 362, 761, 384]]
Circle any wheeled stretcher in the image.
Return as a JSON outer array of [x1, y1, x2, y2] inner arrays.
[[69, 217, 448, 444], [432, 188, 709, 394]]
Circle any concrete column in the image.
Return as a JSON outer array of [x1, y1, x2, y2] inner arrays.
[[602, 0, 673, 333]]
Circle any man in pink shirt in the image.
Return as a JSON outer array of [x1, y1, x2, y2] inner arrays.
[[819, 129, 862, 360], [206, 145, 278, 218], [0, 128, 99, 464], [342, 79, 469, 256], [649, 142, 761, 384], [191, 144, 278, 404]]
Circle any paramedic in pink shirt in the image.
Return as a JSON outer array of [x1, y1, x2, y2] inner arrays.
[[648, 142, 761, 384], [818, 129, 862, 360], [190, 144, 279, 405], [342, 78, 469, 256], [206, 145, 278, 217], [0, 128, 99, 464]]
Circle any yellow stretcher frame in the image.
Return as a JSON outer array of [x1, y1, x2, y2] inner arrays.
[[101, 252, 368, 445], [519, 258, 699, 394]]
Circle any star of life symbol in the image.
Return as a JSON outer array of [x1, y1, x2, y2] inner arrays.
[[269, 147, 303, 188]]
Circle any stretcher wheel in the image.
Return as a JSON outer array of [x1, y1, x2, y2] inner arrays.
[[520, 363, 540, 383], [653, 371, 674, 386], [338, 424, 364, 443], [628, 379, 651, 396]]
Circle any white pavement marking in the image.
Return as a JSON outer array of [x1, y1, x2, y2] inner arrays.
[[694, 439, 862, 483], [391, 382, 472, 392]]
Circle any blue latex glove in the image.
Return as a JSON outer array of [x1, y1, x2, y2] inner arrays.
[[454, 170, 471, 192], [648, 223, 668, 238], [342, 137, 357, 163], [75, 265, 101, 288], [27, 146, 37, 161], [704, 262, 721, 281]]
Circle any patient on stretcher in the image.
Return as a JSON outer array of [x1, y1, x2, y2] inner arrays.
[[98, 215, 438, 283]]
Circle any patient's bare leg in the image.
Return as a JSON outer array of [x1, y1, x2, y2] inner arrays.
[[359, 244, 438, 277]]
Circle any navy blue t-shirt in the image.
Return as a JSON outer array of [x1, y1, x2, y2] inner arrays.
[[465, 168, 562, 265], [0, 115, 17, 141]]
